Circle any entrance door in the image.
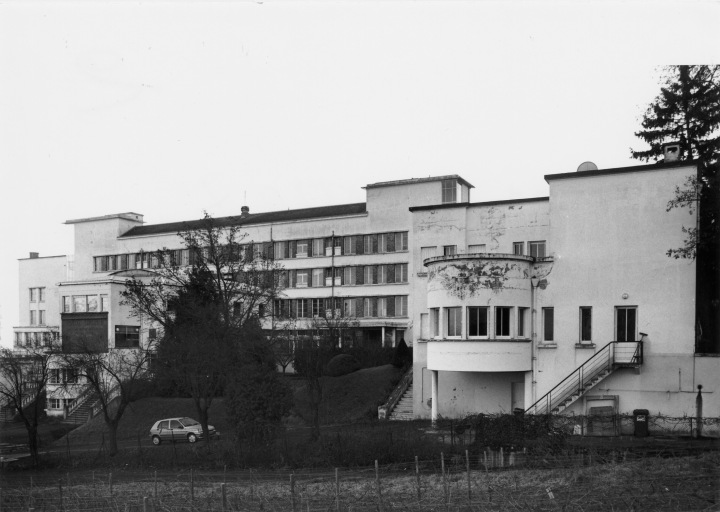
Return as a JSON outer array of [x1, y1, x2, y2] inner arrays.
[[615, 307, 637, 342], [511, 382, 525, 412]]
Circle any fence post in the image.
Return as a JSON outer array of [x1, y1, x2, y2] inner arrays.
[[154, 470, 157, 500], [58, 482, 63, 512], [190, 468, 194, 504], [499, 447, 504, 468], [221, 483, 227, 512], [415, 456, 421, 502], [465, 449, 471, 505], [143, 496, 148, 512], [290, 473, 297, 512], [335, 468, 340, 512], [375, 460, 382, 512], [441, 452, 448, 510], [109, 472, 113, 496]]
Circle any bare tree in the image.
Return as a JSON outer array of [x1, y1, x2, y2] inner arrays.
[[120, 213, 286, 445], [61, 339, 155, 456], [0, 331, 58, 466]]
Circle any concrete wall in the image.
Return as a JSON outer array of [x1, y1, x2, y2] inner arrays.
[[17, 255, 67, 330]]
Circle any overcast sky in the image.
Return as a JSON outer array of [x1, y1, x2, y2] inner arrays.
[[1, 0, 719, 347]]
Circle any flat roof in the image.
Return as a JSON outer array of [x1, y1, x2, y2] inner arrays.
[[409, 196, 549, 212], [65, 213, 144, 225], [119, 203, 367, 238], [544, 160, 696, 183], [364, 174, 474, 190]]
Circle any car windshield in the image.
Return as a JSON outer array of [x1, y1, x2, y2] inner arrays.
[[181, 418, 200, 426]]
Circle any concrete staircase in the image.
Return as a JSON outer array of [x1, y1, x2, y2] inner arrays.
[[389, 383, 414, 421], [63, 394, 97, 424]]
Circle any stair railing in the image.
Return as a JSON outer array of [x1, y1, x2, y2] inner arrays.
[[525, 340, 642, 415], [66, 384, 97, 418], [378, 367, 413, 420]]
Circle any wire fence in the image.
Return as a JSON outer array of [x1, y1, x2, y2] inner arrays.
[[1, 450, 718, 511]]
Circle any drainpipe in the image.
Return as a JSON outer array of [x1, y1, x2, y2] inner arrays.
[[530, 277, 539, 406]]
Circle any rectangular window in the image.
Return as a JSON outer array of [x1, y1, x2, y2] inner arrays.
[[73, 296, 87, 313], [513, 242, 524, 256], [543, 308, 554, 342], [38, 310, 46, 326], [30, 310, 37, 325], [343, 236, 355, 255], [63, 296, 71, 313], [364, 234, 378, 254], [49, 398, 61, 410], [49, 369, 60, 384], [396, 264, 408, 283], [495, 307, 511, 337], [616, 307, 637, 342], [296, 270, 309, 287], [87, 296, 99, 312], [443, 245, 457, 256], [447, 307, 462, 337], [395, 232, 408, 251], [517, 307, 529, 338], [312, 239, 324, 256], [363, 298, 378, 317], [442, 179, 457, 203], [115, 325, 140, 348], [468, 307, 488, 337], [420, 246, 437, 262], [580, 307, 592, 342], [430, 308, 440, 337], [378, 297, 387, 317], [364, 266, 376, 285], [312, 298, 324, 318], [378, 234, 388, 253], [296, 241, 309, 258], [30, 288, 38, 302], [468, 244, 486, 253], [312, 269, 324, 287], [100, 295, 109, 312], [343, 298, 356, 317], [39, 287, 45, 302], [529, 241, 546, 258], [395, 296, 408, 317]]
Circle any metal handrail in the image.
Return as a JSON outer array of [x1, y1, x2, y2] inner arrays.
[[66, 384, 97, 417], [525, 341, 642, 415]]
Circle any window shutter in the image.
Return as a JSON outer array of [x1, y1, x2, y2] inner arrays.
[[290, 270, 296, 288], [356, 267, 364, 285], [387, 265, 396, 283], [290, 241, 297, 258], [387, 297, 396, 317], [356, 235, 364, 255], [307, 240, 313, 258], [372, 265, 378, 283], [387, 233, 396, 252], [263, 242, 272, 259], [372, 234, 378, 253]]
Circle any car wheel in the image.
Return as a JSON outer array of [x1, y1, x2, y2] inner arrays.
[[152, 436, 161, 446], [187, 433, 197, 443]]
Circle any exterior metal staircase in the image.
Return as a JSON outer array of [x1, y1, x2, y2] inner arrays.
[[525, 341, 643, 415], [63, 385, 99, 424]]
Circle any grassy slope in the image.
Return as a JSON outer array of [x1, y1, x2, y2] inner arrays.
[[59, 364, 402, 444]]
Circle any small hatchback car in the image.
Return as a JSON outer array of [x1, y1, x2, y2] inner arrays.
[[149, 417, 218, 445]]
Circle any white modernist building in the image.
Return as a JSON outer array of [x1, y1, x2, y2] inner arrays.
[[12, 154, 719, 421]]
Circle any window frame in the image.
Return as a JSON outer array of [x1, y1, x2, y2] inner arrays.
[[430, 308, 440, 338], [441, 179, 458, 203], [517, 307, 529, 338], [542, 307, 554, 342], [579, 306, 592, 342], [446, 307, 462, 337], [467, 306, 489, 338], [529, 241, 547, 258], [513, 242, 524, 256], [443, 245, 457, 256], [495, 306, 512, 338]]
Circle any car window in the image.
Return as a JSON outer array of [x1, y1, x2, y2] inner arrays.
[[158, 420, 169, 429], [182, 418, 199, 426], [169, 420, 182, 429]]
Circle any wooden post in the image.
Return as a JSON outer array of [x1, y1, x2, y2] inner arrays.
[[66, 472, 70, 489], [154, 470, 157, 500], [335, 468, 340, 512], [92, 471, 95, 498], [375, 460, 382, 512], [466, 449, 471, 505], [143, 496, 148, 512], [223, 464, 227, 485], [190, 468, 194, 503], [500, 447, 504, 468], [250, 468, 255, 501], [483, 449, 488, 471], [109, 472, 113, 496], [58, 482, 63, 512], [290, 474, 297, 512], [441, 452, 448, 510], [221, 483, 227, 512], [415, 456, 421, 502]]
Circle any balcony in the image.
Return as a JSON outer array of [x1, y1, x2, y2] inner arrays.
[[426, 339, 531, 372]]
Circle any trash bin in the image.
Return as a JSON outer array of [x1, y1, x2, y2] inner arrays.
[[633, 409, 649, 437]]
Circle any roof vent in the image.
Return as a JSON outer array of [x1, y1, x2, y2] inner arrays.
[[29, 252, 39, 259], [663, 142, 681, 162], [240, 206, 250, 218], [576, 161, 598, 172]]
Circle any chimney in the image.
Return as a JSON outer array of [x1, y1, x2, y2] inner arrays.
[[29, 252, 39, 259], [240, 206, 250, 218], [663, 142, 681, 163]]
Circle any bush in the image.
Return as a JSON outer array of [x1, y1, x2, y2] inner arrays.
[[391, 338, 412, 368], [325, 354, 361, 377], [225, 363, 293, 443]]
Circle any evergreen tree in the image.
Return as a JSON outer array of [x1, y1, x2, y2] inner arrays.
[[631, 65, 720, 353]]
